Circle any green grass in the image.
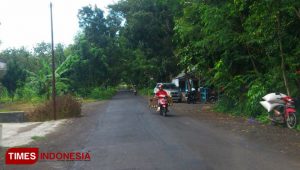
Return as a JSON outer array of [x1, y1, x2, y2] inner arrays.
[[31, 136, 46, 141], [0, 102, 37, 112], [0, 109, 12, 112], [89, 87, 117, 100], [81, 98, 98, 103], [256, 114, 270, 124]]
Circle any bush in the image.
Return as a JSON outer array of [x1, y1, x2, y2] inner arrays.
[[26, 95, 81, 121], [15, 85, 41, 102], [138, 88, 153, 96], [297, 124, 300, 131], [89, 87, 117, 100], [214, 95, 236, 114], [215, 79, 269, 117], [0, 86, 11, 103], [245, 81, 267, 117]]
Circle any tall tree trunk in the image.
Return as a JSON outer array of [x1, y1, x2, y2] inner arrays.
[[246, 46, 259, 75], [276, 13, 290, 96]]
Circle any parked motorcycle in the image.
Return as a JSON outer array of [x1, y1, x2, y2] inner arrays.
[[208, 95, 217, 104], [260, 93, 297, 129], [208, 89, 217, 104], [158, 96, 168, 117], [187, 90, 197, 104]]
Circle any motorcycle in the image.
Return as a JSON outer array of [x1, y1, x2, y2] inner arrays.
[[158, 95, 168, 117], [208, 95, 217, 104], [208, 89, 218, 104], [260, 93, 297, 129], [133, 89, 137, 95], [187, 90, 197, 104]]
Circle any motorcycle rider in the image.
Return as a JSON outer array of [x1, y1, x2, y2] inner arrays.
[[133, 85, 137, 95], [154, 84, 170, 112]]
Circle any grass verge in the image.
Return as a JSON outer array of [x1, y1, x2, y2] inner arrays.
[[31, 136, 46, 141]]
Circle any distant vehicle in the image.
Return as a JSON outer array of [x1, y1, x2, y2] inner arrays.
[[132, 85, 137, 95], [154, 83, 181, 102]]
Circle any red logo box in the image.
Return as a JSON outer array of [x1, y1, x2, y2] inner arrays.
[[6, 148, 39, 165]]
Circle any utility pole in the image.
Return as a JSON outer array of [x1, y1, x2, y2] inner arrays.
[[50, 2, 57, 120]]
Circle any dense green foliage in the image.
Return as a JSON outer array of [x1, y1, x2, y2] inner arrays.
[[0, 0, 300, 124], [88, 87, 117, 100], [174, 0, 300, 117], [109, 0, 182, 85]]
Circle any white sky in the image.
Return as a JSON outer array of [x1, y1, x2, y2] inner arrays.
[[0, 0, 119, 51]]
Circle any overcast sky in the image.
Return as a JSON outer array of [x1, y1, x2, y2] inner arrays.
[[0, 0, 119, 51]]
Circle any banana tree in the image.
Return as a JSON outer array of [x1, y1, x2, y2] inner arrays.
[[27, 57, 72, 99]]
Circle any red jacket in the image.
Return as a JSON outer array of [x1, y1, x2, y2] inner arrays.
[[155, 90, 169, 98]]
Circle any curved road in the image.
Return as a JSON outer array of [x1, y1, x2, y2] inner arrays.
[[6, 91, 300, 169]]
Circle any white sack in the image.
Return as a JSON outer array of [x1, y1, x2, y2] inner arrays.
[[259, 101, 282, 112], [262, 93, 286, 103]]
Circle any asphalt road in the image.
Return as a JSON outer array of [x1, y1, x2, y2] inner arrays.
[[5, 91, 300, 169]]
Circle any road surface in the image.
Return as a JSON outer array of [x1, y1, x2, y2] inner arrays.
[[4, 91, 300, 169]]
